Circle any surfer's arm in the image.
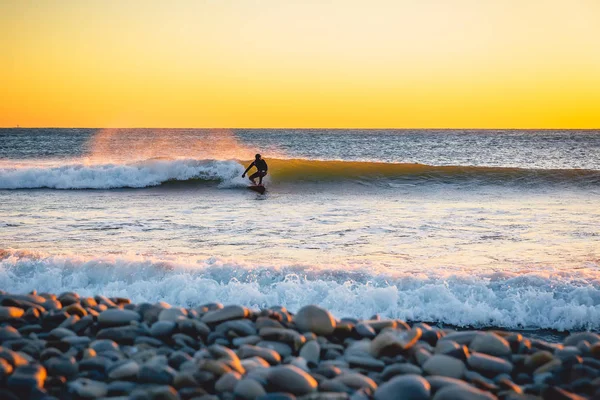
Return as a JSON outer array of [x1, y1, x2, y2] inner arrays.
[[242, 162, 255, 177]]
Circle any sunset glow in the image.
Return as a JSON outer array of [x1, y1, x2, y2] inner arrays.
[[2, 0, 599, 128]]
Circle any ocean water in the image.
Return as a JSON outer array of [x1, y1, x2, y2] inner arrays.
[[1, 128, 599, 332]]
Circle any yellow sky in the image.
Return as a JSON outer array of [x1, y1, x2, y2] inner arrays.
[[1, 0, 599, 128]]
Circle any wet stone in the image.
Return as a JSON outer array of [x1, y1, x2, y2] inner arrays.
[[564, 332, 600, 347], [374, 375, 430, 400], [202, 305, 249, 324], [470, 332, 512, 358], [215, 371, 242, 393], [151, 320, 177, 337], [257, 341, 293, 359], [267, 365, 318, 396], [97, 308, 141, 327], [423, 354, 466, 379], [90, 339, 119, 353], [235, 378, 267, 399], [0, 306, 25, 321], [332, 372, 377, 392], [370, 328, 422, 357], [300, 340, 320, 366], [294, 305, 337, 336], [426, 376, 470, 393], [158, 307, 188, 322], [0, 326, 21, 341], [468, 353, 514, 376], [433, 383, 496, 400], [44, 355, 78, 378], [138, 365, 176, 386], [107, 380, 137, 396], [0, 347, 29, 367], [7, 363, 47, 391], [108, 359, 140, 380], [381, 363, 422, 380]]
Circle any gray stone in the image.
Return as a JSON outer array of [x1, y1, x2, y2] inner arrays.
[[215, 371, 242, 393], [49, 327, 76, 339], [435, 340, 460, 354], [97, 308, 141, 327], [346, 355, 385, 370], [158, 307, 187, 322], [96, 325, 145, 344], [234, 378, 267, 399], [0, 347, 29, 367], [294, 305, 337, 336], [333, 372, 378, 391], [426, 376, 469, 393], [256, 340, 293, 358], [0, 306, 24, 321], [374, 374, 430, 400], [439, 331, 478, 345], [370, 328, 422, 357], [150, 320, 177, 337], [202, 305, 248, 324], [300, 340, 320, 366], [6, 364, 46, 390], [107, 380, 137, 396], [138, 363, 176, 385], [69, 378, 108, 398], [233, 335, 262, 347], [44, 355, 78, 377], [355, 323, 376, 338], [267, 365, 318, 395], [470, 332, 512, 357], [108, 360, 139, 380], [564, 332, 600, 347], [0, 326, 21, 341], [381, 363, 422, 380], [238, 345, 281, 365], [423, 354, 466, 379], [130, 385, 179, 400], [217, 320, 258, 337], [433, 383, 496, 399], [468, 353, 513, 376], [0, 358, 13, 380], [90, 339, 119, 353]]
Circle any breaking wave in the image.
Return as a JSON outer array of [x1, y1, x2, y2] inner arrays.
[[1, 250, 599, 331], [0, 158, 599, 189]]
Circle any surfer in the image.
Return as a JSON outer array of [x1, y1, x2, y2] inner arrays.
[[242, 154, 268, 186]]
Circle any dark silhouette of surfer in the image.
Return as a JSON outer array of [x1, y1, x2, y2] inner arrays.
[[242, 154, 268, 186]]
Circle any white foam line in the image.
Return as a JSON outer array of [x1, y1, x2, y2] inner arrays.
[[1, 251, 599, 331]]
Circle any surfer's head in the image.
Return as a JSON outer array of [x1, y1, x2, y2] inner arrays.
[[255, 154, 261, 160]]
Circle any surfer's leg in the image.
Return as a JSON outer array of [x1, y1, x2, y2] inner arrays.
[[258, 171, 267, 186], [249, 172, 259, 185]]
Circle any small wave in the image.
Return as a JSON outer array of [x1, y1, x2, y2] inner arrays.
[[1, 250, 599, 331], [1, 158, 599, 190]]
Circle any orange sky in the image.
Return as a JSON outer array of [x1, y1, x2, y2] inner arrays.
[[1, 0, 599, 128]]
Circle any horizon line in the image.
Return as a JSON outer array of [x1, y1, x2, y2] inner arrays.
[[2, 127, 599, 131]]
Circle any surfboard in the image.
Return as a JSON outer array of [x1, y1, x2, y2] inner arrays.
[[249, 185, 266, 194]]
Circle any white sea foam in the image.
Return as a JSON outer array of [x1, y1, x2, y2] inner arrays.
[[0, 159, 246, 189], [1, 250, 599, 331]]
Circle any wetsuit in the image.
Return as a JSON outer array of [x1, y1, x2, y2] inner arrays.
[[246, 159, 268, 184]]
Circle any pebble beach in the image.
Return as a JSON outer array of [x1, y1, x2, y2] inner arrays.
[[1, 291, 600, 400]]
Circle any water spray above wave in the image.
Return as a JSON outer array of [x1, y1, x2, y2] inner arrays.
[[1, 250, 599, 331]]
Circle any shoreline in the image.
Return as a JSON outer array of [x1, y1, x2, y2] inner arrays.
[[1, 290, 599, 399]]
